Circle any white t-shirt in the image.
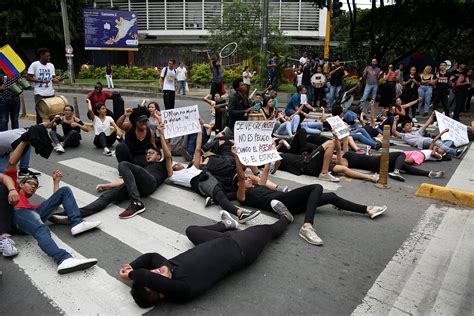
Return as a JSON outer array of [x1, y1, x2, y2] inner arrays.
[[169, 165, 202, 188], [93, 116, 114, 136], [176, 67, 187, 81], [161, 67, 177, 91], [311, 73, 326, 86], [243, 71, 251, 85], [27, 61, 56, 96], [299, 57, 308, 65], [296, 73, 303, 86]]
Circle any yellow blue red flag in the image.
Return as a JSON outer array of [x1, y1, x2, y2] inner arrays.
[[0, 44, 26, 77]]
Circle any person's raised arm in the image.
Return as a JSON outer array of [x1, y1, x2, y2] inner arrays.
[[7, 141, 28, 170], [422, 111, 435, 131], [332, 131, 343, 165], [392, 115, 401, 138], [429, 128, 448, 150], [232, 146, 247, 203], [116, 107, 132, 131], [52, 170, 63, 193], [86, 99, 95, 121], [192, 126, 203, 169], [258, 163, 270, 186], [401, 97, 420, 109], [157, 123, 173, 177]]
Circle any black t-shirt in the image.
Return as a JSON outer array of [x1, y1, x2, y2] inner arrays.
[[302, 65, 312, 85], [329, 68, 345, 86], [244, 185, 278, 210], [206, 155, 236, 190], [436, 72, 450, 95], [449, 69, 463, 86], [403, 74, 421, 93], [125, 125, 152, 154], [145, 160, 168, 187], [343, 151, 379, 172], [62, 120, 83, 136]]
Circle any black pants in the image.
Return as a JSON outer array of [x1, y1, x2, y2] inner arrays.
[[0, 184, 13, 234], [454, 91, 467, 121], [196, 174, 239, 215], [318, 192, 366, 213], [185, 217, 288, 265], [433, 92, 449, 116], [163, 90, 175, 110], [115, 142, 147, 167], [80, 185, 128, 217], [49, 130, 81, 148], [263, 184, 324, 224], [118, 161, 157, 201], [284, 129, 318, 154], [313, 87, 325, 107], [93, 132, 116, 148], [380, 82, 396, 108], [357, 152, 429, 176], [210, 82, 221, 99], [214, 108, 228, 133]]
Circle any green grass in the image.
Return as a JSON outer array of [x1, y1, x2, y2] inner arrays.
[[63, 79, 159, 87]]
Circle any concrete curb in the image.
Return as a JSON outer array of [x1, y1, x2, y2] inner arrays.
[[415, 183, 474, 208]]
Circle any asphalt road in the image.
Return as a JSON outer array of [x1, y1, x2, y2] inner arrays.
[[0, 90, 466, 315]]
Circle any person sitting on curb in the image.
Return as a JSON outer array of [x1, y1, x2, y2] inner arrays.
[[233, 148, 387, 246], [119, 210, 293, 307], [391, 112, 466, 158], [4, 141, 101, 274]]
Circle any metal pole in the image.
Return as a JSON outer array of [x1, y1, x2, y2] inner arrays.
[[261, 0, 269, 87], [376, 124, 391, 189], [73, 96, 80, 118], [60, 0, 75, 84], [20, 94, 26, 118], [323, 0, 332, 73]]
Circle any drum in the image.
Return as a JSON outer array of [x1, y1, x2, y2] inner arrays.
[[7, 84, 23, 96], [248, 113, 265, 121], [19, 78, 31, 90], [37, 96, 68, 119]]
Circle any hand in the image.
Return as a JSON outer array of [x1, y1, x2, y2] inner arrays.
[[52, 170, 63, 182], [42, 79, 51, 84], [8, 190, 19, 206], [231, 146, 237, 156], [332, 130, 339, 139], [199, 118, 204, 126], [124, 108, 133, 117], [119, 264, 133, 281], [70, 122, 79, 128], [0, 83, 6, 90], [394, 115, 399, 121], [443, 128, 449, 133], [96, 184, 107, 192], [245, 107, 252, 113], [158, 122, 165, 132]]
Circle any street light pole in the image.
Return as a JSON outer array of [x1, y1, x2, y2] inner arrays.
[[323, 0, 332, 73], [60, 0, 75, 84], [261, 0, 269, 87]]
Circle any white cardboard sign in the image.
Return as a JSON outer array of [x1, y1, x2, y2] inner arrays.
[[162, 105, 201, 139], [234, 120, 281, 166], [326, 115, 350, 139], [435, 111, 469, 147]]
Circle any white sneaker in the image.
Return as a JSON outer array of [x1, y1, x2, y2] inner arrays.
[[412, 117, 418, 123], [367, 205, 387, 219], [57, 257, 98, 274], [299, 226, 323, 245], [54, 144, 65, 153], [103, 147, 112, 156], [318, 172, 340, 182], [71, 221, 101, 236], [0, 236, 19, 257]]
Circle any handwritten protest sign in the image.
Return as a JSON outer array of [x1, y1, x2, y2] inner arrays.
[[435, 111, 469, 147], [234, 120, 281, 166], [326, 115, 350, 139], [162, 105, 201, 139]]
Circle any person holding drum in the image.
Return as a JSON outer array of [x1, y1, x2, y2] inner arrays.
[[27, 48, 63, 125]]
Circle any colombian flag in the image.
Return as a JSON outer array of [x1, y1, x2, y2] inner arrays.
[[0, 45, 26, 77]]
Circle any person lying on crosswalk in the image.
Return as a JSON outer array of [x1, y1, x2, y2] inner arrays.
[[69, 123, 171, 220], [233, 150, 387, 246], [3, 141, 101, 274], [119, 209, 293, 307], [0, 172, 19, 257]]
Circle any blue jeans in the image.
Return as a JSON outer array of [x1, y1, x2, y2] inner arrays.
[[358, 84, 378, 109], [301, 121, 323, 135], [276, 115, 300, 136], [421, 138, 456, 157], [0, 144, 31, 172], [13, 187, 83, 264], [327, 84, 342, 109], [350, 127, 377, 148], [0, 98, 20, 131], [417, 85, 432, 114], [177, 80, 186, 95]]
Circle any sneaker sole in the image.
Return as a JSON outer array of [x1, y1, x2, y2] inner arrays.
[[298, 232, 323, 246], [58, 261, 97, 275], [238, 210, 261, 223], [2, 250, 19, 257], [271, 201, 294, 223], [219, 211, 239, 228], [389, 174, 405, 182], [119, 207, 146, 219], [369, 206, 387, 219]]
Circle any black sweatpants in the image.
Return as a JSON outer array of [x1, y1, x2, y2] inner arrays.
[[433, 93, 449, 116], [80, 185, 128, 217], [185, 217, 288, 265], [454, 91, 467, 121], [197, 174, 239, 215], [0, 184, 13, 234], [93, 132, 116, 148], [115, 142, 147, 167], [49, 130, 81, 148], [163, 90, 175, 110], [353, 152, 430, 176], [118, 161, 157, 201]]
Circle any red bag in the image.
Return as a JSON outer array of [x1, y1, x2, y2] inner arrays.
[[220, 82, 226, 95]]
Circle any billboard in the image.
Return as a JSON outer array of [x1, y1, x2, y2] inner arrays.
[[83, 9, 139, 51]]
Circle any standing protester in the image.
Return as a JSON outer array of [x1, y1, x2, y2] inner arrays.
[[0, 69, 22, 131], [27, 48, 62, 124], [176, 62, 188, 96], [327, 58, 347, 110], [453, 68, 472, 121], [299, 51, 309, 66], [86, 82, 113, 110], [380, 64, 397, 108], [302, 60, 313, 105], [207, 52, 223, 100], [401, 66, 421, 122], [242, 66, 256, 91], [396, 63, 405, 83], [105, 63, 114, 89], [267, 55, 278, 87], [227, 78, 251, 133], [417, 65, 436, 116], [160, 59, 178, 110], [311, 65, 326, 108], [433, 62, 451, 116], [358, 58, 382, 112], [49, 105, 89, 153]]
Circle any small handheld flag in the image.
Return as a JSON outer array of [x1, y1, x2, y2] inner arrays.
[[0, 44, 26, 77]]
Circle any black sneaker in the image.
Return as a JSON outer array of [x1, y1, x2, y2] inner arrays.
[[238, 209, 261, 223], [204, 196, 215, 207], [119, 200, 146, 219], [455, 146, 468, 159], [18, 169, 41, 177]]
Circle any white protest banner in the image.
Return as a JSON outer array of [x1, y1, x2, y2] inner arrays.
[[162, 105, 201, 139], [326, 115, 350, 139], [435, 111, 469, 147], [234, 120, 281, 166]]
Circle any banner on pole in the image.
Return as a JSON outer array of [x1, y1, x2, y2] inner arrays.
[[162, 105, 201, 139], [326, 115, 350, 139], [234, 120, 281, 166], [435, 111, 469, 147]]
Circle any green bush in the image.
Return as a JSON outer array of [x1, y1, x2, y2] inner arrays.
[[78, 65, 161, 80], [189, 63, 212, 85]]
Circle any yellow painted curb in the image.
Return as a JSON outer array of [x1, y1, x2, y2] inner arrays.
[[415, 183, 474, 208]]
